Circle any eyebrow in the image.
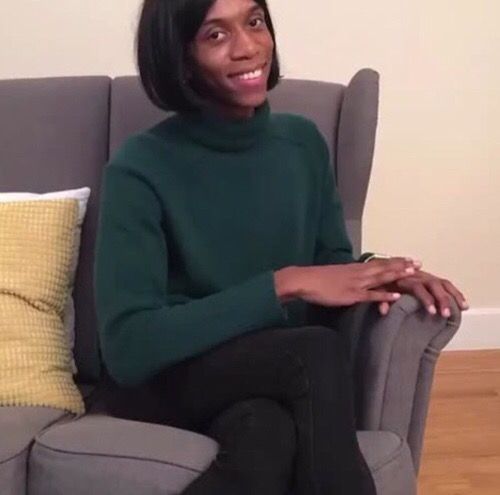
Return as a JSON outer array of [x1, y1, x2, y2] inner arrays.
[[201, 4, 264, 27]]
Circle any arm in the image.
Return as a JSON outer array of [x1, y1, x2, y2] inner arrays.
[[94, 164, 290, 387]]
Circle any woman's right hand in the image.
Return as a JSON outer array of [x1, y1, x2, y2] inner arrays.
[[278, 258, 420, 308]]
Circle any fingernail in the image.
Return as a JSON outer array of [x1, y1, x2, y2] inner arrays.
[[442, 308, 451, 318], [462, 300, 469, 309], [413, 259, 423, 267], [405, 267, 415, 274], [393, 293, 401, 299], [428, 305, 437, 315]]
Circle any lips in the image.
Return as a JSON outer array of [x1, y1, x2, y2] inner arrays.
[[228, 63, 267, 80]]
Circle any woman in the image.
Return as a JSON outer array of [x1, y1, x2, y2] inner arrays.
[[93, 0, 469, 493]]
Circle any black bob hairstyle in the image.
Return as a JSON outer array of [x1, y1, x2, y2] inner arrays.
[[135, 0, 281, 113]]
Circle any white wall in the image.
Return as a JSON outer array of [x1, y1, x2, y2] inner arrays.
[[1, 0, 499, 347]]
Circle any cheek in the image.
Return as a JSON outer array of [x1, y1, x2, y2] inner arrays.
[[261, 32, 275, 55], [193, 49, 228, 84]]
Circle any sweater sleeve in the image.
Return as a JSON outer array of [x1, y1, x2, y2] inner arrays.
[[312, 128, 356, 265], [94, 164, 290, 387]]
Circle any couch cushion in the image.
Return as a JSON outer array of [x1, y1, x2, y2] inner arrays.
[[0, 407, 68, 495], [358, 430, 417, 495], [28, 414, 218, 495]]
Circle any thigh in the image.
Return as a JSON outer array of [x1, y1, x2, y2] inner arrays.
[[153, 324, 347, 431]]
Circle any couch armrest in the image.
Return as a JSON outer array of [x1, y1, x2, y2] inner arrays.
[[306, 294, 461, 474]]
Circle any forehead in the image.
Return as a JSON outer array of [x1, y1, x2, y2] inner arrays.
[[204, 0, 261, 21]]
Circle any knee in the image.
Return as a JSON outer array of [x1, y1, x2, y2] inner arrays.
[[276, 326, 350, 395], [304, 325, 343, 342], [206, 399, 296, 493], [208, 398, 296, 461], [283, 325, 347, 363], [247, 398, 296, 452]]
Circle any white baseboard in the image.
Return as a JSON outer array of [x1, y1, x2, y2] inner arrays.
[[443, 308, 500, 350]]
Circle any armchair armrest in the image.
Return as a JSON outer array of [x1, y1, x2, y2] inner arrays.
[[306, 294, 461, 474]]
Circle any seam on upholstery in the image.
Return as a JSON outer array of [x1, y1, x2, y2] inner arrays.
[[407, 326, 448, 472], [333, 89, 345, 183], [26, 414, 74, 493], [426, 346, 440, 357], [0, 412, 73, 466], [378, 316, 403, 431], [34, 443, 205, 474], [0, 443, 30, 467], [410, 323, 447, 431], [370, 435, 405, 473]]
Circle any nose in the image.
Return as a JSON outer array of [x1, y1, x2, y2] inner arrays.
[[230, 28, 259, 60]]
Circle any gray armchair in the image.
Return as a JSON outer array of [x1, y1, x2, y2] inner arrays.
[[0, 70, 461, 495]]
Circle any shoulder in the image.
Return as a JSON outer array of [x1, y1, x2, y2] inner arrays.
[[269, 112, 327, 154], [107, 114, 188, 174]]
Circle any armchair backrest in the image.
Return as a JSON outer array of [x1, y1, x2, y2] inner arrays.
[[0, 70, 379, 384]]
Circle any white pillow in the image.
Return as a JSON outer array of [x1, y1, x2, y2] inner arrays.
[[0, 187, 91, 374]]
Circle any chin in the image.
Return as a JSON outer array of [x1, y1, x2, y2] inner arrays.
[[233, 91, 268, 110]]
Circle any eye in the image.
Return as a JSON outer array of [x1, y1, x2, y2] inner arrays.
[[207, 30, 226, 42], [249, 16, 265, 28]]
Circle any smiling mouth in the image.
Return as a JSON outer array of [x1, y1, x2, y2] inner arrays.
[[228, 63, 267, 81]]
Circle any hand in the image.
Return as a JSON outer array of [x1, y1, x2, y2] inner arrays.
[[376, 269, 469, 318], [291, 257, 419, 307]]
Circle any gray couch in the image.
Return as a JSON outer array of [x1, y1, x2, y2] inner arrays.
[[0, 69, 461, 495]]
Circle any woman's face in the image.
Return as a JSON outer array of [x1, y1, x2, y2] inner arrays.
[[189, 0, 274, 119]]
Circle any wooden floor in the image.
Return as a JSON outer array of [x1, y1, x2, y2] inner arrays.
[[418, 350, 500, 494]]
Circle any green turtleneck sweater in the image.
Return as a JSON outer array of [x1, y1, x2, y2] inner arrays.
[[94, 101, 355, 387]]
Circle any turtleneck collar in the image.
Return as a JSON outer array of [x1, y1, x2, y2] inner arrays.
[[176, 100, 271, 152]]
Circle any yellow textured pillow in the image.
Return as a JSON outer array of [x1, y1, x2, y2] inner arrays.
[[0, 199, 84, 414]]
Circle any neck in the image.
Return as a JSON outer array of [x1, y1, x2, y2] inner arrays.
[[176, 99, 271, 152], [206, 102, 256, 120]]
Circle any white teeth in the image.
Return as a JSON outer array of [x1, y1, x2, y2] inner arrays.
[[236, 69, 262, 80]]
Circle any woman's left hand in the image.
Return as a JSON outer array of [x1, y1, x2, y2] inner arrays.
[[376, 268, 469, 317]]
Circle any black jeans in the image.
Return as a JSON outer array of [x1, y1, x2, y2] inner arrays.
[[93, 323, 377, 495]]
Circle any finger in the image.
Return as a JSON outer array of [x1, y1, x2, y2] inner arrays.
[[412, 283, 438, 315], [404, 256, 423, 269], [362, 265, 416, 289], [427, 280, 453, 318], [386, 256, 423, 270], [441, 279, 469, 310], [367, 257, 414, 273], [361, 257, 420, 284], [378, 301, 391, 315], [369, 256, 421, 267], [360, 290, 402, 303]]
